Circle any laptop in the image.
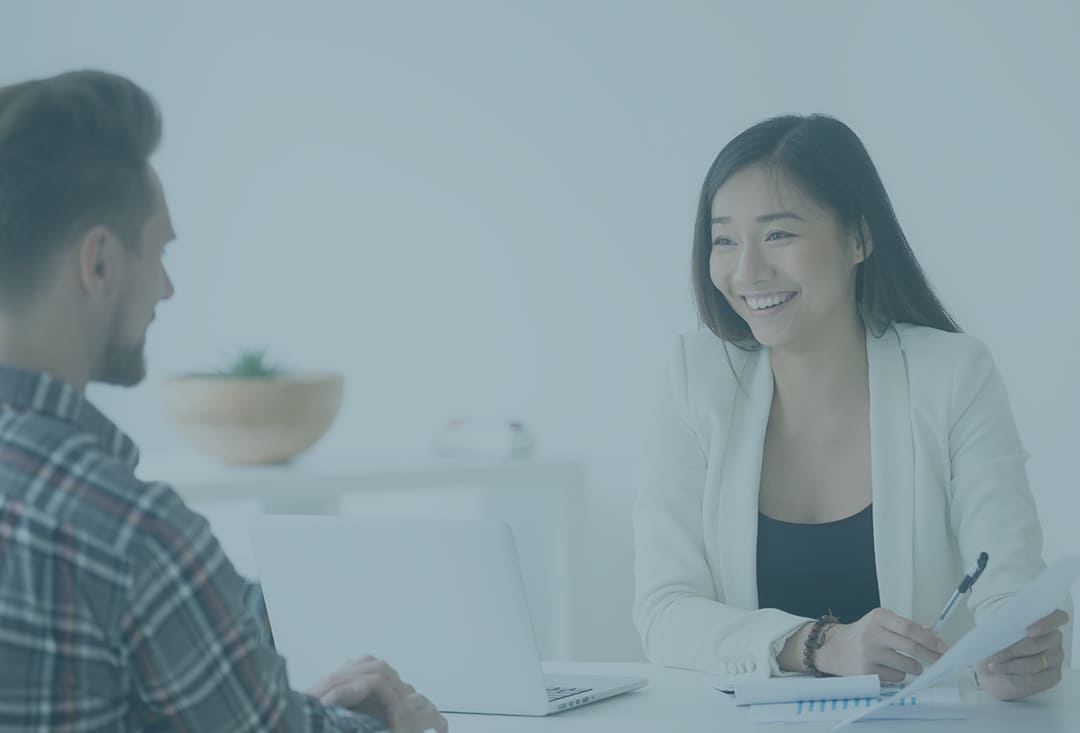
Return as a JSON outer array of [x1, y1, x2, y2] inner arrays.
[[250, 514, 647, 715]]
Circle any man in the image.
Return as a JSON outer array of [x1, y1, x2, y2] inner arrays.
[[0, 70, 447, 733]]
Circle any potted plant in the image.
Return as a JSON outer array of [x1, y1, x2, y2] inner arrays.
[[162, 350, 344, 465]]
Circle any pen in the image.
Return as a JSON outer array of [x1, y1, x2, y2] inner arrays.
[[929, 552, 989, 635]]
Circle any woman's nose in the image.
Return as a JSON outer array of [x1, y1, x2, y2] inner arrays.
[[734, 242, 773, 286]]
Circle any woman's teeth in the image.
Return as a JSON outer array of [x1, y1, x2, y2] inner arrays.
[[744, 292, 795, 311]]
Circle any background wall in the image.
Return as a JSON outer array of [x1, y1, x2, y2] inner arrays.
[[4, 0, 1078, 663]]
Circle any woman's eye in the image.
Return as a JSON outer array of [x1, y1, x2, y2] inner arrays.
[[712, 237, 736, 248], [765, 231, 793, 242]]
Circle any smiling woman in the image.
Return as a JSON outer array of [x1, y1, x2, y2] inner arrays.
[[691, 115, 958, 351], [708, 167, 868, 354], [633, 114, 1070, 702]]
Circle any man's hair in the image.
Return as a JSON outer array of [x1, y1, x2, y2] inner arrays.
[[0, 70, 162, 310]]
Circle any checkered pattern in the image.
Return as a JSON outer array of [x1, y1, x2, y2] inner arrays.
[[0, 366, 386, 732]]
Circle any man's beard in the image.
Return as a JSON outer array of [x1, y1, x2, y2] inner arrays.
[[94, 317, 148, 387]]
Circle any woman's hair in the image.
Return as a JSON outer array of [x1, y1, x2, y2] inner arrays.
[[691, 114, 959, 350], [0, 70, 161, 310]]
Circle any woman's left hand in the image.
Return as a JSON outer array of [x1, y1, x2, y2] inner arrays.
[[974, 609, 1069, 700]]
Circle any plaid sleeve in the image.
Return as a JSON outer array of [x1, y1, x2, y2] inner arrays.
[[120, 482, 388, 733]]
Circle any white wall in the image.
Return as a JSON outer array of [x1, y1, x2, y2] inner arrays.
[[4, 0, 1078, 663]]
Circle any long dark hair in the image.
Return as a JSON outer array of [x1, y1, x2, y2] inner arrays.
[[692, 114, 959, 350]]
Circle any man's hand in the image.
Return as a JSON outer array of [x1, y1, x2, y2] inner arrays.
[[975, 609, 1068, 701], [816, 608, 948, 682], [309, 656, 448, 733]]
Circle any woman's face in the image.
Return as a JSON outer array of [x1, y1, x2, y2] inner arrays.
[[708, 164, 868, 352]]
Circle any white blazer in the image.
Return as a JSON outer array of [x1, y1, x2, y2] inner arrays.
[[633, 323, 1062, 680]]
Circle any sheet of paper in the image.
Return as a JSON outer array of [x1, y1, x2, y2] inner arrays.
[[751, 686, 964, 723], [832, 553, 1080, 730], [731, 674, 881, 705]]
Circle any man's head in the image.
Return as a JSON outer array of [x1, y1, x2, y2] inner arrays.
[[0, 70, 174, 387]]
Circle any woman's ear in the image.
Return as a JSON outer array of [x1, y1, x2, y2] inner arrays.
[[854, 218, 874, 263]]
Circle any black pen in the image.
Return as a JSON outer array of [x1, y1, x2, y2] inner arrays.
[[930, 552, 989, 634]]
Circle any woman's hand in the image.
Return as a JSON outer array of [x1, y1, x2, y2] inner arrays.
[[974, 609, 1068, 701], [815, 608, 948, 682]]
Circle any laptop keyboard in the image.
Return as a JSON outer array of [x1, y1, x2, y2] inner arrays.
[[547, 686, 593, 702]]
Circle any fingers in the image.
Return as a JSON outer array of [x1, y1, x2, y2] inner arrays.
[[310, 655, 445, 732], [874, 609, 947, 657], [988, 629, 1063, 669], [321, 673, 399, 711], [309, 655, 389, 698], [977, 615, 1068, 701], [1026, 609, 1069, 637], [403, 692, 448, 733], [310, 655, 410, 719], [872, 647, 924, 677], [984, 666, 1064, 701], [989, 629, 1063, 666], [869, 665, 906, 684], [1029, 666, 1064, 689], [988, 645, 1065, 676], [879, 628, 940, 667]]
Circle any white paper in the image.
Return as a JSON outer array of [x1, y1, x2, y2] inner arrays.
[[832, 554, 1080, 730], [752, 686, 964, 723], [730, 674, 881, 705]]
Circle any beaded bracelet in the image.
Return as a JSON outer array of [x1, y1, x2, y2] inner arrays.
[[803, 613, 839, 677]]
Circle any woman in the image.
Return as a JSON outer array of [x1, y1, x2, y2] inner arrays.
[[632, 114, 1068, 700]]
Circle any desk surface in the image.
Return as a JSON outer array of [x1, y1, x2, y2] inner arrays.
[[443, 663, 1080, 732]]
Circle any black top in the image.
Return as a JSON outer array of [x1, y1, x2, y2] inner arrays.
[[756, 504, 881, 624]]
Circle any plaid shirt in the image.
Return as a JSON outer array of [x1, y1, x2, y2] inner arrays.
[[0, 367, 386, 733]]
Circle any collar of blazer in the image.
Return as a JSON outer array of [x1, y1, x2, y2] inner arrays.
[[713, 324, 915, 619]]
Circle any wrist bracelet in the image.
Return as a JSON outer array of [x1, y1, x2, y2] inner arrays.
[[803, 613, 839, 677]]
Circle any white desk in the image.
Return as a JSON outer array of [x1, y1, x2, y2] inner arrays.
[[443, 663, 1080, 732], [135, 449, 586, 660]]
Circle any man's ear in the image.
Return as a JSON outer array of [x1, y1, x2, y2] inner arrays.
[[854, 218, 874, 264], [77, 226, 123, 299]]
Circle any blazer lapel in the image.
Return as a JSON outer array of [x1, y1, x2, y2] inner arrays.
[[715, 347, 774, 609], [867, 326, 915, 618]]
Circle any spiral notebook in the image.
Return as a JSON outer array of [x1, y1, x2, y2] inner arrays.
[[710, 673, 892, 706], [748, 686, 965, 723]]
